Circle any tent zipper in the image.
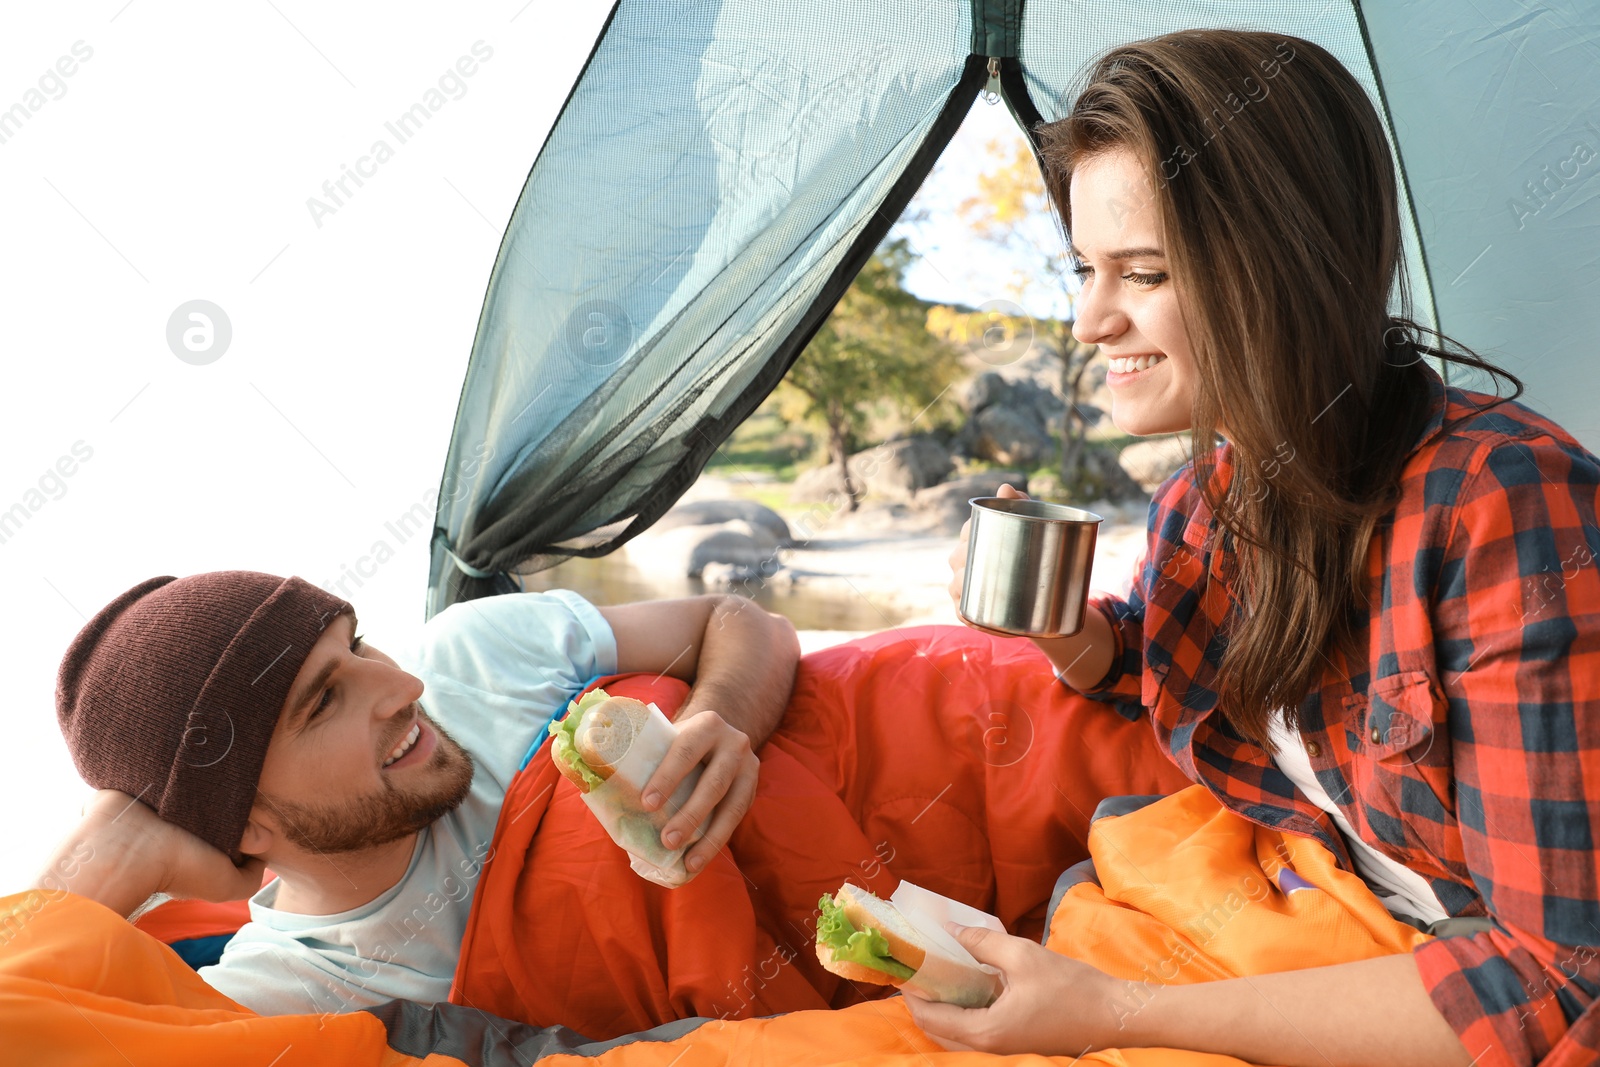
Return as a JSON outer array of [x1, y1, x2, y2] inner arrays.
[[982, 57, 1002, 104]]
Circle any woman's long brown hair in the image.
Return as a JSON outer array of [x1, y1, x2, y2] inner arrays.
[[1037, 30, 1520, 743]]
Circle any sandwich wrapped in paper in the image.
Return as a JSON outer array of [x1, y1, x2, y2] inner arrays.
[[548, 689, 705, 887], [815, 880, 1003, 1007]]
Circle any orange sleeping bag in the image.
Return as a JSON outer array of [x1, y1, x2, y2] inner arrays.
[[0, 626, 1431, 1065], [0, 783, 1434, 1066]]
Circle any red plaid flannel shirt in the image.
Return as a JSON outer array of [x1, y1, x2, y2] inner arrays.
[[1084, 365, 1600, 1065]]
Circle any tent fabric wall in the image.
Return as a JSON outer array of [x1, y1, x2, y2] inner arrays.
[[426, 0, 1600, 618], [1360, 1, 1600, 442]]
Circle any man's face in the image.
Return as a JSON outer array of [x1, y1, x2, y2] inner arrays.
[[250, 610, 473, 856]]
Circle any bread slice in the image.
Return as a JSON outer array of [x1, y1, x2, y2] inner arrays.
[[835, 883, 928, 972], [554, 752, 594, 791], [815, 940, 902, 987], [574, 696, 650, 776]]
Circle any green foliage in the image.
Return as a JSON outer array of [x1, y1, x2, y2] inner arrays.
[[777, 238, 963, 466], [704, 409, 813, 480]]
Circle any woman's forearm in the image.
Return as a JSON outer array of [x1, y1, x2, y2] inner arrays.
[[1120, 952, 1470, 1067], [1030, 605, 1115, 690]]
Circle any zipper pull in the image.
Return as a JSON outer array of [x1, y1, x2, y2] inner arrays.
[[983, 56, 1001, 105]]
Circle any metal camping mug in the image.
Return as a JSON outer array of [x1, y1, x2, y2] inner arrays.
[[958, 497, 1103, 638]]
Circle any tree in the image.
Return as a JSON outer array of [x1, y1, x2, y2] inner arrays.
[[957, 137, 1099, 491], [779, 238, 962, 510]]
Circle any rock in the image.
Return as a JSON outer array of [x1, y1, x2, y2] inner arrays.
[[913, 472, 1030, 535], [653, 498, 791, 545], [624, 519, 782, 579], [963, 371, 1066, 415], [1015, 379, 1067, 422], [700, 561, 781, 588], [960, 371, 1010, 413], [789, 435, 953, 505], [972, 404, 1053, 467], [789, 463, 855, 505], [956, 368, 1066, 468], [1118, 436, 1193, 492], [858, 436, 953, 501], [1080, 447, 1146, 501], [763, 568, 798, 591]]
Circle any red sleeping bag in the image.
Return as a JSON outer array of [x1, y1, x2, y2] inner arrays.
[[449, 625, 1192, 1037]]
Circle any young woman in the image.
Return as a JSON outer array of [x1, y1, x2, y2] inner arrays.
[[916, 29, 1600, 1067]]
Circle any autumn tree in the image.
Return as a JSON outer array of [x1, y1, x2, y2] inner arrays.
[[958, 137, 1099, 490], [779, 237, 961, 510]]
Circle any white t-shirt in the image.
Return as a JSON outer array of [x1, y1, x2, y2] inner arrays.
[[1265, 710, 1449, 926], [198, 589, 617, 1015]]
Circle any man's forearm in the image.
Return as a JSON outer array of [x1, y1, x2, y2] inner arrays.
[[1121, 952, 1470, 1067], [676, 596, 798, 749]]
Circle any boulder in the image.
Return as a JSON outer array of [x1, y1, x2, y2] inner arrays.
[[1118, 436, 1193, 492], [789, 435, 953, 505], [960, 371, 1010, 413], [624, 519, 782, 579], [652, 498, 791, 545], [913, 471, 1030, 535], [700, 561, 784, 589], [789, 463, 853, 505], [953, 370, 1076, 466], [971, 404, 1053, 467], [858, 436, 953, 501], [962, 371, 1065, 415], [1079, 446, 1147, 501]]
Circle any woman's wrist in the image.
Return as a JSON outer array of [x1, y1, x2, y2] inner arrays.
[[1032, 608, 1114, 690]]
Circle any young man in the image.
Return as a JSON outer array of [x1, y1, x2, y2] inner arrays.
[[39, 570, 797, 1015]]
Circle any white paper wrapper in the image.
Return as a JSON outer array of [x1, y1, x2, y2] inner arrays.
[[577, 702, 705, 888], [890, 880, 1003, 1008]]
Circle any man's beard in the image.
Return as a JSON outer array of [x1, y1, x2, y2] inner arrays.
[[259, 716, 475, 855]]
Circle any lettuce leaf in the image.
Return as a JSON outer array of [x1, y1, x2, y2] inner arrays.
[[817, 893, 915, 981], [548, 688, 611, 791]]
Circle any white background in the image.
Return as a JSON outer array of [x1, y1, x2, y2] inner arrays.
[[0, 2, 1043, 893], [0, 1, 619, 890]]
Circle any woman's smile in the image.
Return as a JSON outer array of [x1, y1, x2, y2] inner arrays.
[[1106, 353, 1168, 382]]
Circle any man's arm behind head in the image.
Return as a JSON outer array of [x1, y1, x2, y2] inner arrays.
[[31, 789, 266, 920]]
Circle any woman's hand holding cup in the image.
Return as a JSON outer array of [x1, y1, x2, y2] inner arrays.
[[947, 484, 1114, 690], [947, 483, 1030, 626]]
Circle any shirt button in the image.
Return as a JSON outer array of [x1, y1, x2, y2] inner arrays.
[[1371, 727, 1382, 745], [1305, 740, 1321, 758]]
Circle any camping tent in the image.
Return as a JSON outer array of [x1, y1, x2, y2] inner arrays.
[[425, 0, 1600, 618]]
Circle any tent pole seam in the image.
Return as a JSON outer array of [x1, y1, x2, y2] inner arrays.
[[1350, 1, 1443, 379]]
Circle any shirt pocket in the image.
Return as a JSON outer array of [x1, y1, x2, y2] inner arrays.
[[1348, 671, 1458, 871], [1363, 671, 1441, 763]]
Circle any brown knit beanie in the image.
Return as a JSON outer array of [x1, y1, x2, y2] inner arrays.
[[56, 571, 351, 863]]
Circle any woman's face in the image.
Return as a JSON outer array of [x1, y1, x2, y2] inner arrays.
[[1069, 148, 1199, 437]]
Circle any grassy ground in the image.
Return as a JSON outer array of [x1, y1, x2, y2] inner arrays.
[[703, 410, 814, 482]]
